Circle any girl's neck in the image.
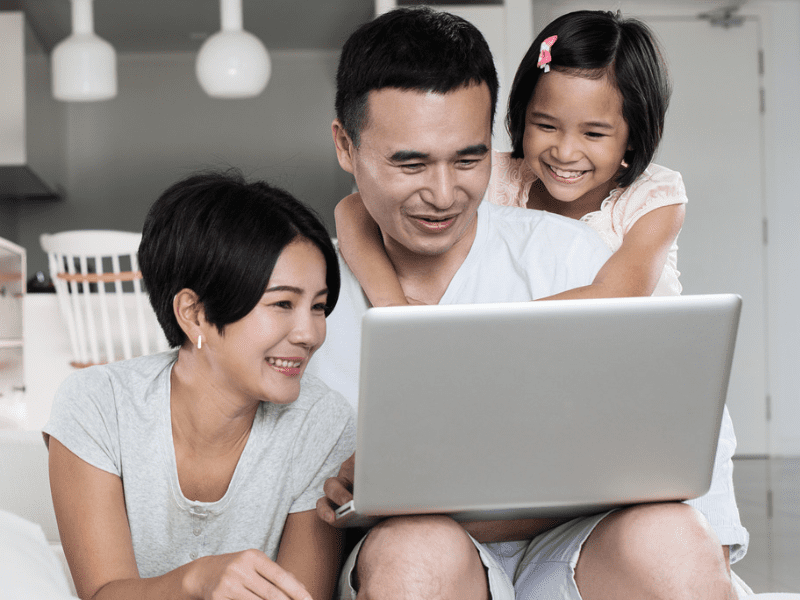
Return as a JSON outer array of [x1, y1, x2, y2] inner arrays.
[[527, 177, 618, 221]]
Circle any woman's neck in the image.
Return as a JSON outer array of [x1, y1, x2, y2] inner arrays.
[[169, 348, 257, 455]]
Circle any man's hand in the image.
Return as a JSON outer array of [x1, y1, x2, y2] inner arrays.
[[316, 453, 355, 527]]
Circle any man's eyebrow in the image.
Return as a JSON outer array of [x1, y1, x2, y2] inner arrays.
[[457, 144, 490, 156], [389, 150, 429, 162]]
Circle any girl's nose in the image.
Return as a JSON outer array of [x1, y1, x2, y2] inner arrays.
[[551, 133, 581, 163]]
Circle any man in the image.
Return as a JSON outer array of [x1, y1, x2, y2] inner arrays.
[[308, 7, 745, 600]]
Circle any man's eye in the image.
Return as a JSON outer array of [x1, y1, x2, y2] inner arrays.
[[401, 163, 424, 170], [457, 159, 479, 167]]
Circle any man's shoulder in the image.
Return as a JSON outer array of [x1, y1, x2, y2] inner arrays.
[[483, 202, 605, 246]]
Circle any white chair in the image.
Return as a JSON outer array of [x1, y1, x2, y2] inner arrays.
[[40, 230, 168, 368]]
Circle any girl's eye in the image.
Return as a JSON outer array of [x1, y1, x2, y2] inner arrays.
[[585, 131, 606, 139], [535, 123, 555, 131]]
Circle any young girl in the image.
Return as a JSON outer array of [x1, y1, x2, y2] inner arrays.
[[44, 172, 355, 600], [335, 10, 686, 305]]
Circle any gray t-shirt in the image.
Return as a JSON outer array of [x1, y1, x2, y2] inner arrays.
[[44, 350, 356, 578]]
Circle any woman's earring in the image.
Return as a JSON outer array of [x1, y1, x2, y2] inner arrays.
[[197, 335, 202, 350], [621, 159, 629, 168]]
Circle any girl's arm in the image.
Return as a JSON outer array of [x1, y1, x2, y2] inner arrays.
[[541, 203, 685, 300], [48, 437, 312, 600], [276, 509, 344, 600], [335, 193, 409, 307]]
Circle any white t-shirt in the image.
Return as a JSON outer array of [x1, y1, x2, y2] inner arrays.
[[307, 199, 749, 561], [307, 201, 612, 407], [44, 350, 356, 578]]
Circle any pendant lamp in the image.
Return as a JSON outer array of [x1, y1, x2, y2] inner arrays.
[[52, 0, 117, 101], [195, 0, 271, 98]]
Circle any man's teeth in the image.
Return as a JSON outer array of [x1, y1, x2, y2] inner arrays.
[[550, 165, 585, 178], [267, 358, 302, 368]]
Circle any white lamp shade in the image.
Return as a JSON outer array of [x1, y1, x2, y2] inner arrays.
[[195, 30, 271, 98], [52, 33, 117, 101]]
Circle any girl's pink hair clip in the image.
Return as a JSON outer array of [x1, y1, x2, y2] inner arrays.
[[537, 35, 558, 73]]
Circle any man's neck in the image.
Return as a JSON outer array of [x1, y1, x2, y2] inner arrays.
[[384, 212, 478, 305]]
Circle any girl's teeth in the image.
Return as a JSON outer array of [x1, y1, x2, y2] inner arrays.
[[550, 165, 585, 178]]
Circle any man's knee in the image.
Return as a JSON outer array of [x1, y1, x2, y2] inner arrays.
[[356, 515, 489, 600], [576, 503, 734, 600]]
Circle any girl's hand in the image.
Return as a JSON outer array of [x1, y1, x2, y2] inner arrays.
[[187, 550, 312, 600]]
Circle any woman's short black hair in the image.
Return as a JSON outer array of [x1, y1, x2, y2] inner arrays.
[[506, 10, 671, 188], [139, 170, 340, 348]]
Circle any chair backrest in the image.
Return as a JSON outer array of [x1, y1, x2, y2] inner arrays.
[[40, 230, 169, 368]]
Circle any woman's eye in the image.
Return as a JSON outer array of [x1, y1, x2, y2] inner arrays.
[[274, 300, 293, 309], [312, 302, 328, 312]]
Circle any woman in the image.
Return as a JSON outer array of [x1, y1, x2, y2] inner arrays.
[[44, 171, 355, 600]]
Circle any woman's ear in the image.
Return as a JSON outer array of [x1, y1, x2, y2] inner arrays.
[[173, 289, 205, 347]]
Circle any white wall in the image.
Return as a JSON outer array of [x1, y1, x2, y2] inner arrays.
[[16, 49, 351, 278]]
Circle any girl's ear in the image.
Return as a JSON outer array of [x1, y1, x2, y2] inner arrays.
[[173, 289, 205, 347]]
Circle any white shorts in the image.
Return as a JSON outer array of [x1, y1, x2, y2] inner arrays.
[[337, 511, 612, 600]]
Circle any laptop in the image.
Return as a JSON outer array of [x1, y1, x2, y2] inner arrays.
[[335, 294, 741, 527]]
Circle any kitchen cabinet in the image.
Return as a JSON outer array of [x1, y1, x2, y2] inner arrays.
[[0, 236, 25, 428]]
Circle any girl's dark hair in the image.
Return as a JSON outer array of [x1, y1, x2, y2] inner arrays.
[[138, 171, 340, 348], [506, 10, 671, 188]]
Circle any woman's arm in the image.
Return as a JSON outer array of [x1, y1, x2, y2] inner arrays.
[[277, 509, 344, 600], [541, 203, 685, 300], [49, 437, 312, 600], [335, 193, 409, 307]]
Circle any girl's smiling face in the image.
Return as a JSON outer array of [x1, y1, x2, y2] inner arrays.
[[523, 70, 630, 218]]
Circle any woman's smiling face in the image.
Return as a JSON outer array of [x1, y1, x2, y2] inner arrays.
[[200, 238, 329, 406], [523, 70, 630, 216]]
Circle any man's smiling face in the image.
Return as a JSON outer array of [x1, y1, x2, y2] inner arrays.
[[333, 83, 493, 260]]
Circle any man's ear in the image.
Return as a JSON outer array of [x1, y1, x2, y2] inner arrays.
[[173, 288, 205, 347], [332, 119, 356, 174]]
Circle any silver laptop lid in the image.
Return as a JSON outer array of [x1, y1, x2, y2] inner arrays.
[[345, 294, 741, 523]]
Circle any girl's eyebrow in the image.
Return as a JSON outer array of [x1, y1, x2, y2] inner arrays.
[[529, 111, 615, 129]]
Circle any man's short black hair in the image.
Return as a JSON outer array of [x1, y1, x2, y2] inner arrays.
[[507, 10, 671, 188], [139, 170, 340, 347], [336, 6, 499, 146]]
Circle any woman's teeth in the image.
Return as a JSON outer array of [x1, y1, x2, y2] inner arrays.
[[267, 358, 301, 368]]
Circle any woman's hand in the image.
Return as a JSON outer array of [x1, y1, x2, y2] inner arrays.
[[187, 550, 312, 600]]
